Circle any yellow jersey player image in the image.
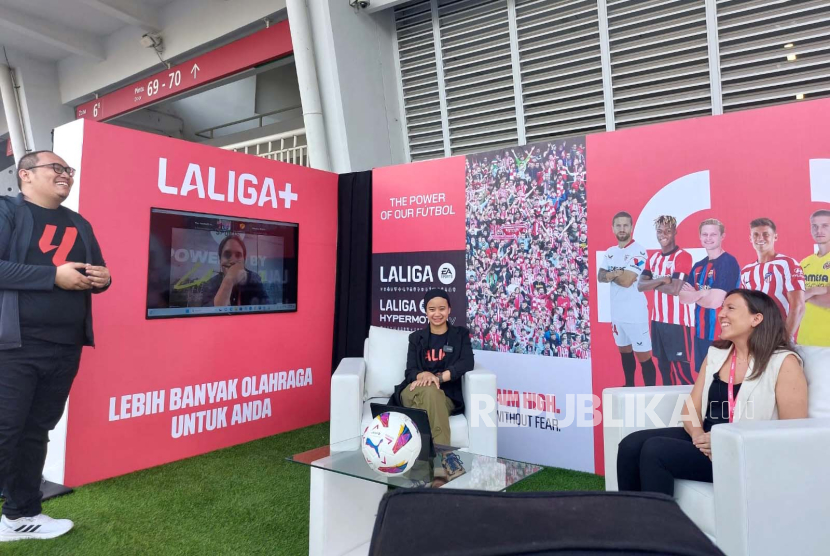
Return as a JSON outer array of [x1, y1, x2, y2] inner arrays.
[[798, 209, 830, 346]]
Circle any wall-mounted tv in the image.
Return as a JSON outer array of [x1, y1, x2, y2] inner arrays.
[[146, 208, 298, 319]]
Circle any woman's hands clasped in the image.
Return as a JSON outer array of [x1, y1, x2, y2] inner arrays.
[[692, 432, 712, 460], [410, 372, 440, 390]]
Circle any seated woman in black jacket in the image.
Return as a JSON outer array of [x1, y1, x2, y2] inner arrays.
[[391, 288, 474, 478]]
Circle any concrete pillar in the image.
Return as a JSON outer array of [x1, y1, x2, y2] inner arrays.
[[286, 0, 333, 172], [0, 64, 27, 164]]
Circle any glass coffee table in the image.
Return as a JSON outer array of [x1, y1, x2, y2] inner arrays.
[[289, 437, 543, 556]]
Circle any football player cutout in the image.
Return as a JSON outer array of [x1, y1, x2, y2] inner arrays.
[[739, 218, 806, 340], [798, 209, 830, 346], [637, 216, 695, 385], [598, 212, 657, 386], [679, 219, 741, 373]]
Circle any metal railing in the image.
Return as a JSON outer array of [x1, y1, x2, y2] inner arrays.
[[195, 106, 302, 139], [220, 128, 309, 167]]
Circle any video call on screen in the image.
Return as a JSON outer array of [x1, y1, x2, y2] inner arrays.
[[146, 208, 299, 319]]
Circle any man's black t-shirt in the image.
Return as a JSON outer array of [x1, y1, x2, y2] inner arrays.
[[18, 203, 88, 345], [424, 331, 449, 374]]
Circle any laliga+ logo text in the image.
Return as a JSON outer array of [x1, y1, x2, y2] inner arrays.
[[157, 158, 298, 209]]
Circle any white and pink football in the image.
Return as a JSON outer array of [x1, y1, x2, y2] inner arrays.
[[361, 412, 422, 476]]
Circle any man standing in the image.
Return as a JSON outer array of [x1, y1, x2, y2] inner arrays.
[[599, 212, 657, 386], [739, 218, 805, 339], [679, 219, 741, 374], [637, 216, 694, 385], [0, 151, 111, 542], [797, 209, 830, 346]]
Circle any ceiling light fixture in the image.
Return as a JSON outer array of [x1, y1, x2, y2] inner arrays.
[[787, 54, 797, 61], [784, 43, 795, 49], [796, 93, 805, 100]]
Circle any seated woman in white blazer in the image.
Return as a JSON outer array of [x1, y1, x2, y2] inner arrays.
[[617, 289, 808, 496]]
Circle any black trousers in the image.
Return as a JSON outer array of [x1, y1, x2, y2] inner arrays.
[[616, 427, 713, 497], [0, 340, 82, 519]]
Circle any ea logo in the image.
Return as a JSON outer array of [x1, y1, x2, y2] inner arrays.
[[438, 263, 456, 285]]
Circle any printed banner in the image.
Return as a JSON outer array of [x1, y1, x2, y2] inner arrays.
[[479, 350, 594, 472], [372, 250, 466, 331], [372, 157, 466, 255], [374, 98, 830, 476], [373, 138, 595, 471], [466, 141, 589, 359], [489, 222, 530, 240], [55, 120, 339, 486], [587, 98, 830, 473]]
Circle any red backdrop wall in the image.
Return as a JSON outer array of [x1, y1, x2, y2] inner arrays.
[[587, 98, 830, 474], [372, 156, 467, 254], [60, 121, 338, 486]]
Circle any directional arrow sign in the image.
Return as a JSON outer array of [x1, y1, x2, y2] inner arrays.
[[75, 21, 291, 121]]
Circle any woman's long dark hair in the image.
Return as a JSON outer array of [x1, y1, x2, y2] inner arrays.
[[713, 289, 795, 380]]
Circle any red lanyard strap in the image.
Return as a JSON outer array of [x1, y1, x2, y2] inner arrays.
[[728, 350, 737, 423]]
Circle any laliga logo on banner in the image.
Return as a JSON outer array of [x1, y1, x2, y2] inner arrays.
[[157, 158, 298, 209], [380, 262, 456, 284]]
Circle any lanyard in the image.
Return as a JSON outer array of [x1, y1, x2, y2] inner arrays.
[[728, 350, 737, 423]]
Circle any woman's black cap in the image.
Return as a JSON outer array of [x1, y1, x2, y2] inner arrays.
[[423, 288, 451, 308]]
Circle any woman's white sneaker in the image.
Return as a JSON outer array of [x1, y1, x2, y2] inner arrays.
[[0, 514, 74, 541]]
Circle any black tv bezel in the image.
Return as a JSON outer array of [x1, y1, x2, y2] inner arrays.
[[145, 207, 299, 320]]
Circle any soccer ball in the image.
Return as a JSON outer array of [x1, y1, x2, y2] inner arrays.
[[361, 412, 422, 476]]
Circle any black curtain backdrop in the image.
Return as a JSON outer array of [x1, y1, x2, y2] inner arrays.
[[332, 170, 373, 372]]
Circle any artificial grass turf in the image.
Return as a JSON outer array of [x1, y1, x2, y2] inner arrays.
[[5, 422, 604, 556]]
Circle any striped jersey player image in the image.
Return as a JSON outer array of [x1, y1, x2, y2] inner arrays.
[[679, 218, 741, 373], [740, 217, 806, 339], [798, 209, 830, 346], [598, 211, 657, 387], [637, 216, 695, 385]]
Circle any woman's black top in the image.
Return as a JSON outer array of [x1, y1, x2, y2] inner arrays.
[[703, 373, 742, 433], [424, 331, 449, 374]]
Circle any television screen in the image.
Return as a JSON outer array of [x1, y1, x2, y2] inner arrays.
[[146, 208, 298, 318]]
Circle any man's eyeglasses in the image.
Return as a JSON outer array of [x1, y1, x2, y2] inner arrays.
[[25, 163, 76, 177]]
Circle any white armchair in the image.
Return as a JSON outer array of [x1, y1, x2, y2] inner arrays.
[[330, 326, 497, 457], [602, 346, 830, 556]]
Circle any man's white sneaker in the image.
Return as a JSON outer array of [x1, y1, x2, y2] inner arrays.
[[0, 514, 74, 542]]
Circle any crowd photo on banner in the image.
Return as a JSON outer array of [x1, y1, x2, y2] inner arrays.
[[599, 209, 830, 388], [465, 139, 590, 359]]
